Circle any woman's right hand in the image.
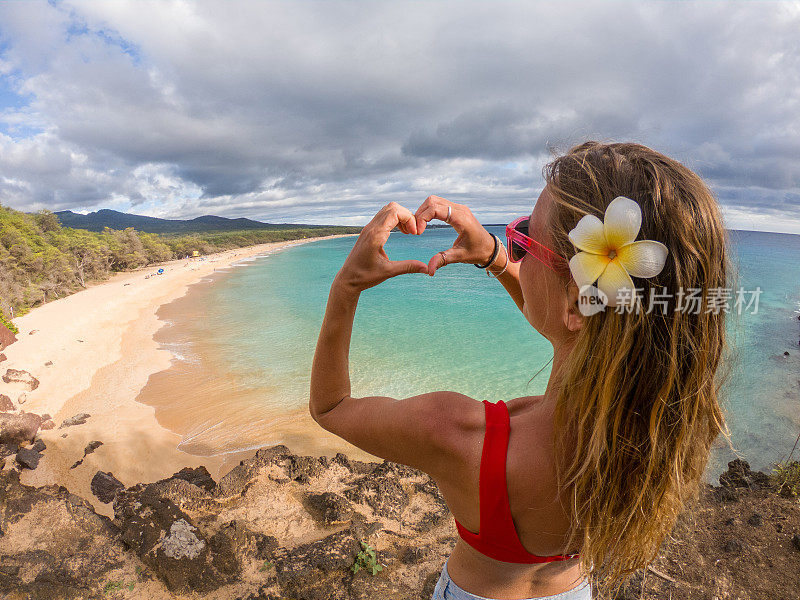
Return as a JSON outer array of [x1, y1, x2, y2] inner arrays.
[[414, 195, 498, 276]]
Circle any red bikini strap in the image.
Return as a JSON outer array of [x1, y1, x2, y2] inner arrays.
[[478, 400, 518, 539]]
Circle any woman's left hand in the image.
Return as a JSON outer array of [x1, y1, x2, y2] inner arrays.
[[334, 202, 429, 294]]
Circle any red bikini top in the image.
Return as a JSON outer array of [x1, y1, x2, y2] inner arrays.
[[453, 400, 580, 564]]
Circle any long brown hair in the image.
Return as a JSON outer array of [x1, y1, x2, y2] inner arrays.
[[543, 141, 733, 592]]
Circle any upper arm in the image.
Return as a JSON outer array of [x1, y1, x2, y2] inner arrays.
[[311, 390, 479, 478]]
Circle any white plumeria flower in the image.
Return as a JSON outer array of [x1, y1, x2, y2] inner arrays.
[[568, 196, 668, 308]]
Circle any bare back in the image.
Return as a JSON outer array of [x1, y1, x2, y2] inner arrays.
[[430, 395, 587, 597]]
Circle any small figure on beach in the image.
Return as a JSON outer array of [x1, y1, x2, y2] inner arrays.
[[311, 141, 732, 599]]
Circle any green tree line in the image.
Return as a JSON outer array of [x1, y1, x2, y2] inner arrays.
[[0, 205, 360, 322]]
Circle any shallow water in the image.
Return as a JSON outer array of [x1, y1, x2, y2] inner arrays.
[[137, 228, 800, 481]]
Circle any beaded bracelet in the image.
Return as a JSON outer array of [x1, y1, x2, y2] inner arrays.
[[474, 234, 500, 269]]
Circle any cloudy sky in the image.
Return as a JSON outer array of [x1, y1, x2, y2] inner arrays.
[[1, 1, 799, 232]]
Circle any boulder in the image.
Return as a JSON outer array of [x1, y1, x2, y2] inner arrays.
[[91, 471, 124, 504], [0, 412, 42, 444], [0, 470, 127, 597], [59, 413, 90, 428], [31, 438, 46, 453], [1, 442, 19, 461], [303, 492, 355, 525], [171, 465, 216, 492], [272, 522, 380, 600], [0, 324, 16, 351], [15, 447, 40, 470], [718, 459, 771, 489], [343, 473, 410, 520], [1, 368, 39, 391], [83, 440, 103, 455], [0, 394, 13, 412], [113, 484, 239, 592], [217, 444, 328, 497], [212, 519, 279, 560], [40, 419, 55, 430]]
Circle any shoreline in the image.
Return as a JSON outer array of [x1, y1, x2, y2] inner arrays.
[[134, 264, 381, 476], [1, 234, 357, 516]]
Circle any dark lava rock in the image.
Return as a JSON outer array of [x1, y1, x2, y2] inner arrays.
[[0, 394, 13, 412], [303, 492, 355, 525], [217, 444, 327, 497], [332, 452, 352, 472], [747, 513, 762, 526], [1, 368, 39, 391], [0, 412, 42, 444], [718, 459, 770, 489], [344, 473, 410, 520], [83, 440, 103, 455], [272, 521, 380, 600], [15, 447, 41, 469], [785, 351, 791, 356], [171, 465, 216, 492], [91, 471, 124, 504], [113, 484, 239, 592], [792, 534, 800, 552], [59, 413, 90, 428], [0, 470, 126, 597], [31, 438, 46, 453], [212, 519, 279, 560], [723, 538, 743, 553], [1, 442, 18, 461]]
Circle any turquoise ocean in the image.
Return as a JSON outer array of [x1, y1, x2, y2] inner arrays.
[[144, 228, 800, 481]]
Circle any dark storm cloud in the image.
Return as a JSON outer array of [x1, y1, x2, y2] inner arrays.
[[0, 1, 798, 232]]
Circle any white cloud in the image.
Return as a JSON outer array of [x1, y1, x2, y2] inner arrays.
[[0, 1, 798, 232]]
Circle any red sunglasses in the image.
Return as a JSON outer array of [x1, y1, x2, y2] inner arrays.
[[506, 216, 568, 272]]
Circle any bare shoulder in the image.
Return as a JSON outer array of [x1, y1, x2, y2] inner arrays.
[[312, 390, 485, 477], [505, 394, 547, 415]]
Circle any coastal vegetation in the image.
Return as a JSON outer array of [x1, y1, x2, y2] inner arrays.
[[0, 204, 359, 319]]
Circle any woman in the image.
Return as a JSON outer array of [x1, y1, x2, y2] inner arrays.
[[309, 141, 731, 599]]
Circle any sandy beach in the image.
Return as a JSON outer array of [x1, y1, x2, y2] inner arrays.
[[1, 234, 356, 517]]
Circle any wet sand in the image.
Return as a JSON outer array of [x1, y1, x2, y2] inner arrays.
[[136, 262, 379, 477]]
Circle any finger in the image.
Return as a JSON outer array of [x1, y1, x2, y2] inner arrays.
[[415, 196, 452, 234], [388, 259, 429, 277], [427, 246, 470, 276], [382, 203, 418, 234], [427, 252, 445, 276], [372, 203, 418, 246]]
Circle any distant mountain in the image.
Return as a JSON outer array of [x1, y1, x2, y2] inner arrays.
[[54, 209, 329, 233]]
